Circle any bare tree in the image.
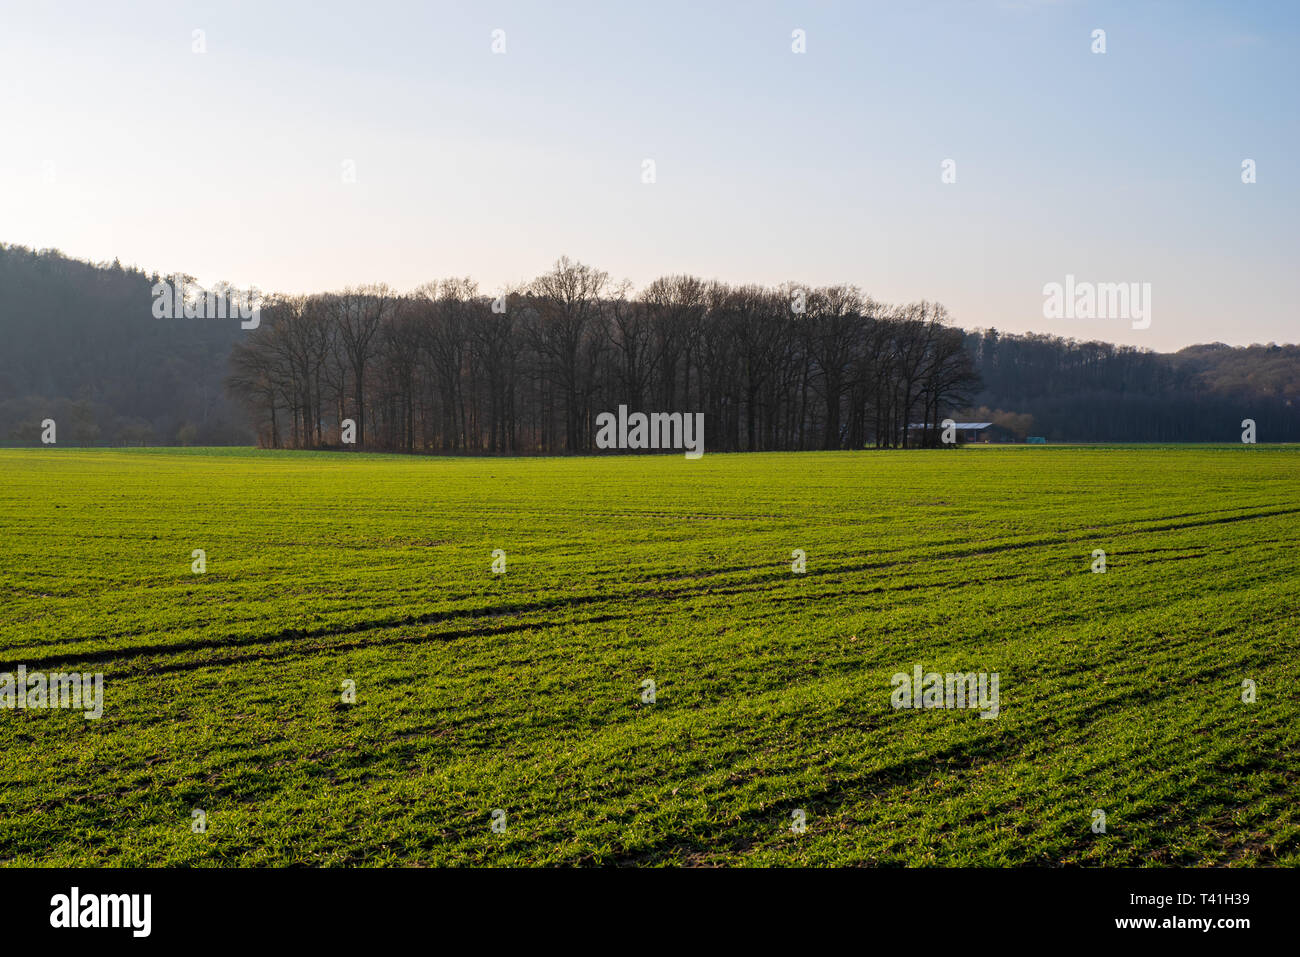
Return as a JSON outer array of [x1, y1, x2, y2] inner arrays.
[[332, 284, 392, 447], [529, 257, 608, 452]]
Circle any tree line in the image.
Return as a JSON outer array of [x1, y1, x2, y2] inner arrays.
[[6, 242, 1295, 448], [226, 257, 981, 453]]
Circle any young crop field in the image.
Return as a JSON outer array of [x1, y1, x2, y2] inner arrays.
[[0, 446, 1297, 866]]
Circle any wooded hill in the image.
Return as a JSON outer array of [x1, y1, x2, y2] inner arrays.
[[0, 244, 251, 446], [2, 244, 1296, 447], [965, 331, 1300, 442]]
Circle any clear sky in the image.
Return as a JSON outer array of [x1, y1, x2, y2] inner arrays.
[[1, 0, 1296, 350]]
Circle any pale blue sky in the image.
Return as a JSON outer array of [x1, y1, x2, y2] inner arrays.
[[1, 0, 1295, 349]]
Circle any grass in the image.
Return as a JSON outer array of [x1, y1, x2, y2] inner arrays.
[[0, 445, 1297, 866]]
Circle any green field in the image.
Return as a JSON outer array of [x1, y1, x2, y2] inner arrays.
[[1, 446, 1297, 866]]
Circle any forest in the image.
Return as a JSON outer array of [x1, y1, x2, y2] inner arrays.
[[226, 258, 979, 453], [965, 331, 1300, 442], [2, 243, 1297, 449]]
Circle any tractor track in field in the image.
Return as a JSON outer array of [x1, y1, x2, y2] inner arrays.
[[7, 498, 1297, 672]]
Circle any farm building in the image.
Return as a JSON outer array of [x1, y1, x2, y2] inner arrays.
[[907, 421, 1019, 444]]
